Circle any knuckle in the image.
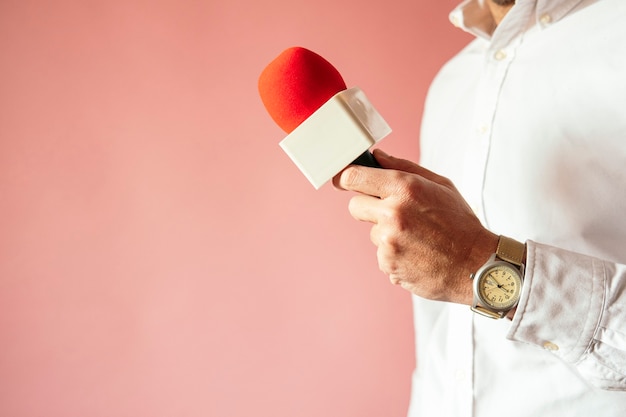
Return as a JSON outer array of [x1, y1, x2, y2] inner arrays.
[[347, 196, 360, 213], [369, 225, 379, 245], [378, 205, 397, 225], [389, 275, 401, 286], [379, 258, 402, 286], [401, 176, 424, 199], [439, 176, 454, 187], [380, 198, 403, 219], [380, 202, 411, 232], [378, 230, 401, 251], [377, 243, 402, 274]]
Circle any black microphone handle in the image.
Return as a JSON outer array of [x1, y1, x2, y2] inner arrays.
[[351, 150, 382, 168]]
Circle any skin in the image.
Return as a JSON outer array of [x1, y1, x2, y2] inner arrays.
[[333, 1, 518, 309], [487, 0, 515, 25], [333, 149, 499, 306]]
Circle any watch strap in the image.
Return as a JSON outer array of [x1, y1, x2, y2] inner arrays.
[[496, 235, 525, 267]]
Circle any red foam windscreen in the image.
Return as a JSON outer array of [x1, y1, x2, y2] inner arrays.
[[258, 47, 347, 133]]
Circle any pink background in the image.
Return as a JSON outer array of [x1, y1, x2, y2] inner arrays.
[[0, 1, 470, 416]]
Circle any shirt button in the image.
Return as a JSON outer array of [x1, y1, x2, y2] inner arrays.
[[494, 49, 507, 61], [543, 341, 559, 351], [539, 13, 552, 25]]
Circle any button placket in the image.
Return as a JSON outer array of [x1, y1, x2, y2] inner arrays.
[[462, 49, 514, 224]]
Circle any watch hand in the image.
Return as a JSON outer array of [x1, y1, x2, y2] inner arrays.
[[488, 272, 501, 285], [496, 286, 509, 295], [489, 273, 514, 292], [486, 276, 498, 287]]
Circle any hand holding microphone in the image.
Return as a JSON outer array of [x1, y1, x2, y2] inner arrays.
[[258, 47, 391, 189], [257, 46, 498, 304]]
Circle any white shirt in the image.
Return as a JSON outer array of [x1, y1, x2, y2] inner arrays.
[[408, 0, 626, 415]]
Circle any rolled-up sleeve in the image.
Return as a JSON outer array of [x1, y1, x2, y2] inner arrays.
[[507, 240, 626, 390]]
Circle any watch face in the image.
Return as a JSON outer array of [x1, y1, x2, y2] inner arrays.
[[476, 262, 522, 311]]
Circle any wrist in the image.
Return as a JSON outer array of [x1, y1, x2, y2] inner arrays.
[[461, 231, 500, 305]]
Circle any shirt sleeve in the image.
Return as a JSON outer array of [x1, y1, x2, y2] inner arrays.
[[507, 240, 626, 390]]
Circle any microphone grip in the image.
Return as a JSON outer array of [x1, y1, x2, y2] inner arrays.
[[351, 150, 382, 168]]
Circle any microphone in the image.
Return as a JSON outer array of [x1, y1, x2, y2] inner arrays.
[[258, 47, 391, 189]]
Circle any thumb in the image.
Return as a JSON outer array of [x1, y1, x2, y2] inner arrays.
[[372, 148, 450, 185]]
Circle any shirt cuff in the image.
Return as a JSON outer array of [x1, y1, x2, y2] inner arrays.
[[507, 240, 604, 364]]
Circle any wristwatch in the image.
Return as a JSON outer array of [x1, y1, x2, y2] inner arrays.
[[470, 235, 526, 319]]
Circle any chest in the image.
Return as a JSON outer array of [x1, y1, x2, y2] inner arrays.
[[421, 19, 626, 258]]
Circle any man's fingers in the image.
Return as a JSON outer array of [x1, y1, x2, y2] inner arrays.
[[334, 164, 391, 197], [373, 149, 451, 185], [347, 194, 381, 223], [333, 149, 451, 199]]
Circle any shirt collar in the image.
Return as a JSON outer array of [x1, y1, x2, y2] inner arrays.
[[449, 0, 588, 39], [449, 0, 496, 39]]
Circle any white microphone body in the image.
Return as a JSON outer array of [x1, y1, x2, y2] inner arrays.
[[279, 87, 391, 189]]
